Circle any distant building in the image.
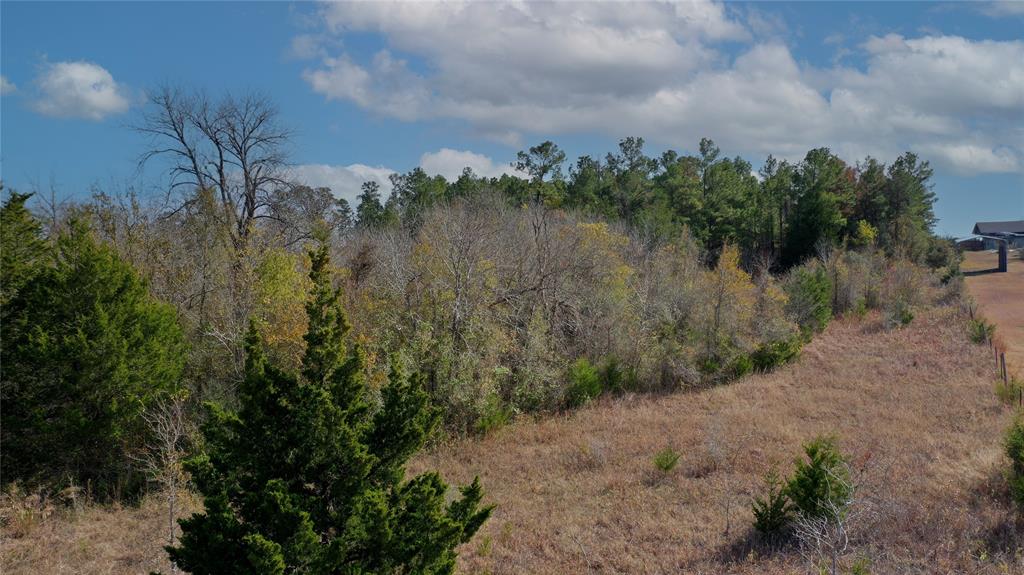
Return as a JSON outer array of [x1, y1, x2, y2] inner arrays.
[[957, 237, 984, 251], [971, 220, 1024, 250]]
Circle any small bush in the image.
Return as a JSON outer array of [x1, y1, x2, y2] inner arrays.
[[653, 447, 681, 473], [785, 264, 833, 335], [1006, 414, 1024, 508], [751, 467, 793, 538], [730, 355, 754, 378], [786, 436, 851, 519], [968, 318, 996, 344], [995, 377, 1023, 407], [475, 392, 512, 436], [884, 299, 914, 328], [601, 357, 638, 394], [751, 338, 802, 372], [565, 358, 602, 408]]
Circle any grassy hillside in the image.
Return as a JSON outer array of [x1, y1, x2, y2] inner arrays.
[[2, 305, 1020, 574], [413, 305, 1020, 574]]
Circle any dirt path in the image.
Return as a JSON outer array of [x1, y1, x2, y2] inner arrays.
[[964, 250, 1024, 377]]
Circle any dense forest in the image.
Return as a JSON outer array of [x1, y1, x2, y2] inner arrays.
[[2, 90, 981, 573]]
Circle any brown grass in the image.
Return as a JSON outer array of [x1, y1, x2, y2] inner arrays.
[[963, 250, 1024, 378], [2, 305, 1020, 574], [0, 490, 198, 574], [413, 306, 1021, 574]]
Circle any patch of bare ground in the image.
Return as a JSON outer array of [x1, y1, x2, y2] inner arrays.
[[413, 306, 1021, 574], [2, 306, 1019, 574]]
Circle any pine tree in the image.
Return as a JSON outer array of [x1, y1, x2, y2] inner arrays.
[[168, 243, 491, 574], [1, 218, 185, 496]]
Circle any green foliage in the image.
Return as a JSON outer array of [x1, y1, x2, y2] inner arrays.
[[474, 392, 512, 436], [785, 264, 833, 336], [600, 357, 638, 394], [751, 468, 793, 538], [850, 220, 878, 249], [653, 447, 681, 473], [1006, 414, 1024, 509], [730, 355, 754, 378], [166, 243, 491, 574], [781, 148, 853, 268], [786, 436, 851, 519], [751, 338, 802, 372], [565, 358, 602, 408], [995, 377, 1023, 407], [1, 219, 185, 497], [968, 318, 996, 344], [0, 191, 48, 307]]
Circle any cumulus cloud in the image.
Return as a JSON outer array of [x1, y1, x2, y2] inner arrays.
[[300, 1, 1024, 174], [419, 148, 521, 180], [0, 75, 15, 95], [290, 163, 396, 205], [32, 61, 130, 120]]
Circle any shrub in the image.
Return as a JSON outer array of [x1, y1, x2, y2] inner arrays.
[[784, 264, 833, 336], [653, 447, 681, 473], [167, 244, 491, 574], [600, 357, 638, 394], [475, 392, 512, 436], [995, 377, 1023, 407], [1, 219, 186, 499], [730, 355, 754, 378], [1006, 414, 1024, 508], [751, 338, 802, 372], [751, 467, 793, 538], [884, 299, 914, 328], [786, 436, 851, 519], [566, 358, 602, 408], [968, 318, 996, 344]]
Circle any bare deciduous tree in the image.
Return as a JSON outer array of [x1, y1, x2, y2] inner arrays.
[[132, 395, 193, 575], [136, 86, 291, 250]]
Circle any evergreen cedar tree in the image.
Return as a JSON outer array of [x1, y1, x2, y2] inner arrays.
[[167, 243, 492, 574], [0, 199, 185, 496]]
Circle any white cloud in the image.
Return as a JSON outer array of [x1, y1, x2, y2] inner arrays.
[[290, 163, 396, 205], [0, 75, 15, 95], [978, 1, 1024, 17], [419, 148, 522, 180], [32, 61, 130, 120], [301, 2, 1024, 174], [914, 143, 1021, 175]]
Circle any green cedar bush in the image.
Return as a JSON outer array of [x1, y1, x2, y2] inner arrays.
[[566, 358, 602, 407], [1, 218, 185, 497], [653, 447, 681, 473], [751, 338, 802, 372], [166, 244, 491, 574], [785, 265, 833, 336], [751, 468, 793, 538], [786, 436, 851, 519]]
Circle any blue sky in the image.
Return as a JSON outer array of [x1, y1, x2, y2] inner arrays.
[[2, 1, 1021, 237]]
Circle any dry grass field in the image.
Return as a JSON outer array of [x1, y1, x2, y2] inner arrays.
[[413, 305, 1021, 574], [2, 304, 1021, 574], [963, 249, 1024, 378]]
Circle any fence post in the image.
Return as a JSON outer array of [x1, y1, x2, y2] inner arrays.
[[1001, 353, 1008, 384]]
